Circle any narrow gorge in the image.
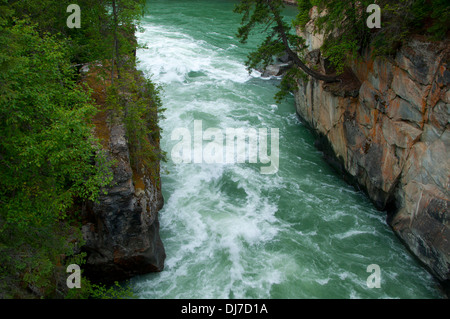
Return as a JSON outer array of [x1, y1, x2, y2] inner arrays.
[[0, 0, 446, 301], [126, 0, 446, 298], [294, 7, 449, 291]]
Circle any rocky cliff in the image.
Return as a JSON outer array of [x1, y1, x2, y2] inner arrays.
[[80, 66, 165, 284], [294, 20, 450, 288]]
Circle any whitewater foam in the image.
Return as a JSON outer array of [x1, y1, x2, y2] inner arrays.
[[131, 0, 443, 299]]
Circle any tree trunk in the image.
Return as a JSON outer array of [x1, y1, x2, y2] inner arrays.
[[112, 0, 121, 83], [268, 0, 339, 83]]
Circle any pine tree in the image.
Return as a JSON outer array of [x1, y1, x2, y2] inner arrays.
[[234, 0, 449, 101], [234, 0, 338, 83]]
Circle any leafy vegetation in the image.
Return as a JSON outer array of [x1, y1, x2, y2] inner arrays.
[[0, 0, 162, 298], [235, 0, 449, 101]]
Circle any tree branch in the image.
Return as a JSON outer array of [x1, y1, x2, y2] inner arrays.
[[266, 0, 339, 83]]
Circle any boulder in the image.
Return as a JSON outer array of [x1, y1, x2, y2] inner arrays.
[[261, 62, 292, 78]]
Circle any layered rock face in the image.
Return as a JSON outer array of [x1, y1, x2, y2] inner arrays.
[[81, 112, 165, 283], [294, 33, 450, 285]]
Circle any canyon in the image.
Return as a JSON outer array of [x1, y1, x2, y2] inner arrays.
[[294, 9, 449, 290]]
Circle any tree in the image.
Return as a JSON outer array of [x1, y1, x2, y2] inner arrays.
[[234, 0, 338, 83], [234, 0, 449, 101], [0, 0, 163, 298], [105, 0, 146, 83], [0, 16, 113, 298]]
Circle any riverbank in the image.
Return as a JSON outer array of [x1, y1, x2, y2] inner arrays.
[[293, 15, 449, 294], [130, 0, 443, 299]]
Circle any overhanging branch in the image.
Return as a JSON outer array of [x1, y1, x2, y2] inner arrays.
[[267, 0, 339, 83]]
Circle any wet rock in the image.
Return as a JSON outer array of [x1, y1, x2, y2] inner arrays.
[[261, 62, 292, 78], [277, 51, 292, 64], [81, 113, 165, 284], [294, 34, 450, 285]]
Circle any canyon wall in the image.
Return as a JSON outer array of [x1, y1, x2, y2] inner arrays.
[[80, 66, 165, 284], [294, 25, 450, 286], [81, 113, 165, 284]]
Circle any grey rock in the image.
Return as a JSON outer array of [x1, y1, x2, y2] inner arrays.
[[261, 63, 292, 78], [294, 34, 450, 287], [81, 115, 165, 284]]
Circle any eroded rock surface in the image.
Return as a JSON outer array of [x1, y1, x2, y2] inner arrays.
[[81, 113, 165, 283], [295, 36, 450, 286]]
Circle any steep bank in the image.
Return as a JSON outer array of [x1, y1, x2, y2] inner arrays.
[[132, 0, 443, 299], [294, 27, 450, 288], [80, 65, 165, 284], [0, 0, 165, 298]]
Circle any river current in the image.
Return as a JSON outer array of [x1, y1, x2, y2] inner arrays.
[[131, 0, 442, 299]]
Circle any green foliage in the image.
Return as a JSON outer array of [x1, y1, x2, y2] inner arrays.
[[0, 20, 112, 229], [0, 17, 114, 298], [425, 0, 450, 40], [0, 0, 163, 298], [275, 67, 307, 102], [236, 0, 449, 101], [63, 278, 135, 299], [8, 0, 146, 67], [234, 0, 336, 101], [245, 34, 288, 73], [308, 0, 449, 66], [124, 75, 165, 172], [374, 0, 450, 56], [302, 0, 374, 73], [0, 213, 89, 298], [293, 0, 313, 29], [106, 68, 166, 181], [87, 281, 135, 299]]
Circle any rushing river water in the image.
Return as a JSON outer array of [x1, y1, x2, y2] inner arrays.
[[131, 0, 443, 298]]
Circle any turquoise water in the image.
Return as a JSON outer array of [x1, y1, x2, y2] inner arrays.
[[131, 0, 443, 298]]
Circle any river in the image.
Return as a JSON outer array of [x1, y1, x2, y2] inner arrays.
[[130, 0, 442, 298]]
